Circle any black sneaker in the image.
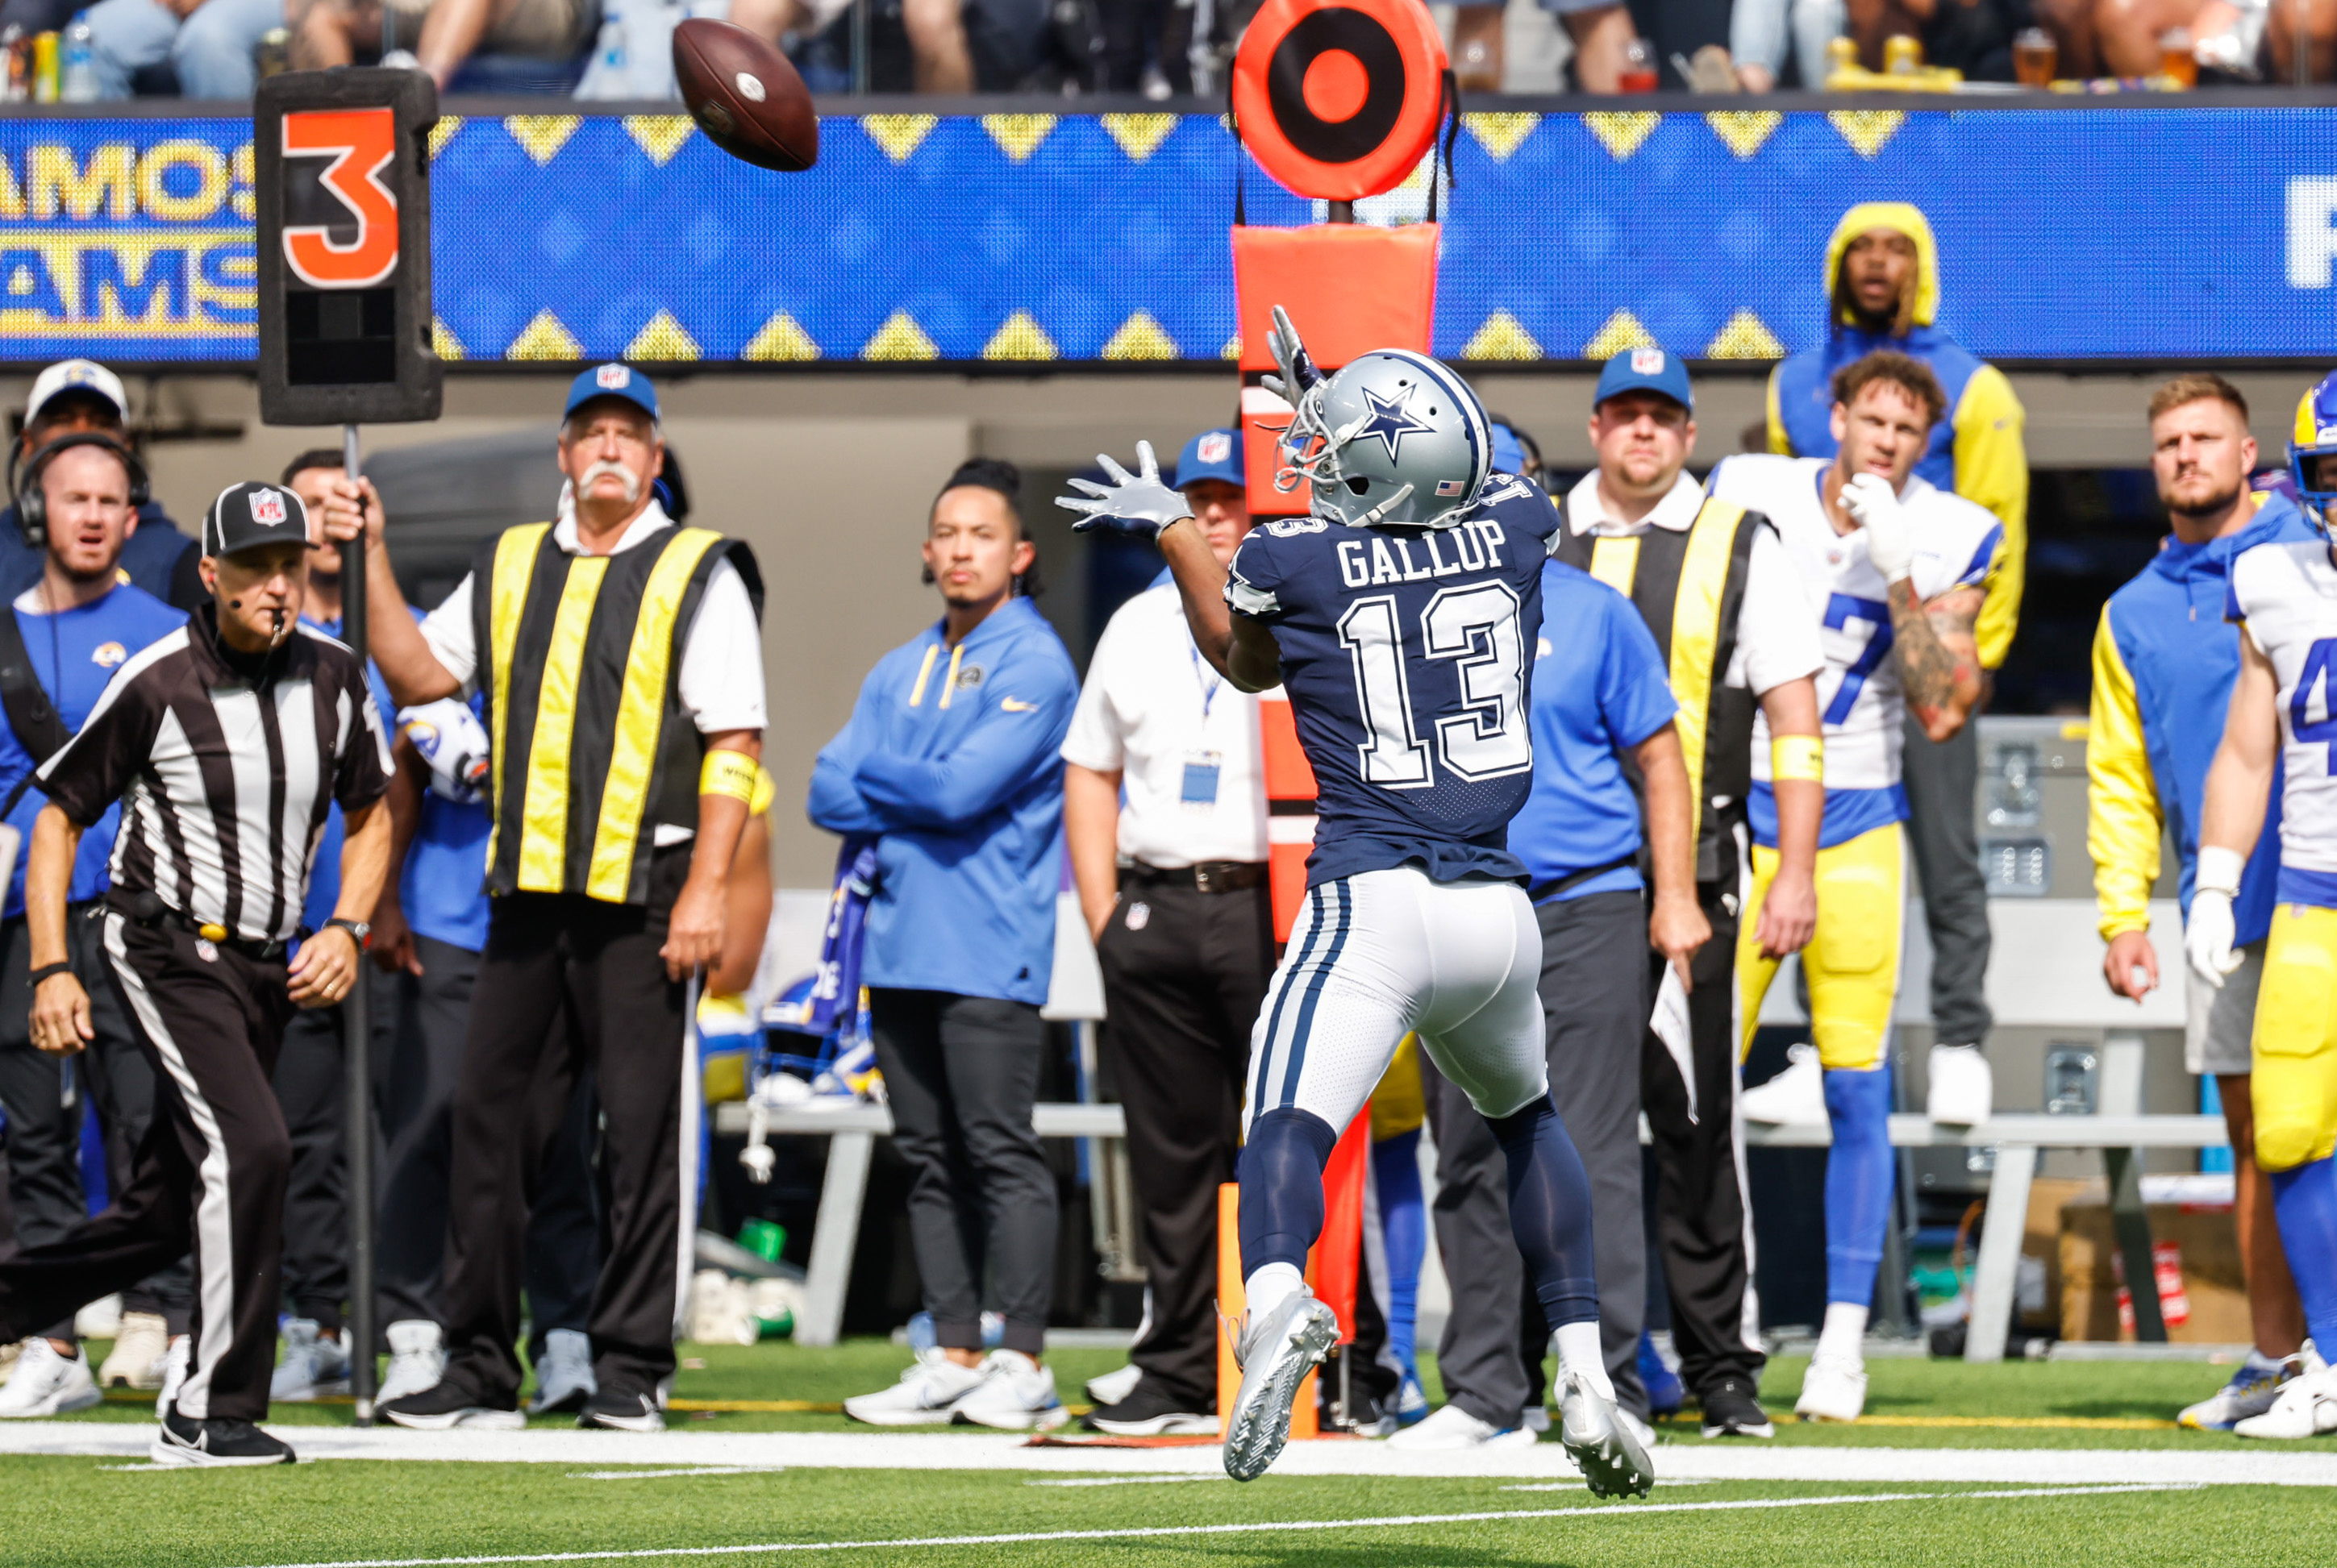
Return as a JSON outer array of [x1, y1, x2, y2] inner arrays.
[[1083, 1379, 1218, 1437], [380, 1380, 524, 1431], [579, 1389, 665, 1433], [151, 1408, 298, 1467], [1699, 1376, 1775, 1439]]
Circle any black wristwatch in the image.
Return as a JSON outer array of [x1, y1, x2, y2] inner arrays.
[[325, 917, 371, 950]]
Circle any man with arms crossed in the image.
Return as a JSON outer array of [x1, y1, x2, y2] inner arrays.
[[1711, 350, 1997, 1423]]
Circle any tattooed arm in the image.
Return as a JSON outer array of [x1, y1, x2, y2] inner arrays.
[[1889, 580, 1984, 741]]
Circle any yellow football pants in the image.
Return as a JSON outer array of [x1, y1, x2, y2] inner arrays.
[[1737, 821, 1904, 1072], [2252, 903, 2337, 1171]]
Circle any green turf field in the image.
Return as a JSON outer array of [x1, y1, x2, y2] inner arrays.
[[2, 1338, 2327, 1568]]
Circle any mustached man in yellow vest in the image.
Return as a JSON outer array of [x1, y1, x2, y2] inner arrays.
[[319, 364, 765, 1434]]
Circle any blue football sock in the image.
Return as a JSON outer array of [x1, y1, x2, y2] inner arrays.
[[1238, 1106, 1339, 1280], [1823, 1063, 1895, 1307], [2270, 1154, 2337, 1351], [1371, 1128, 1425, 1379], [1487, 1093, 1599, 1329]]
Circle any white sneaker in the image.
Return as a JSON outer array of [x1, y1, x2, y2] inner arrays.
[[952, 1350, 1068, 1431], [1085, 1362, 1142, 1407], [1223, 1291, 1339, 1482], [1926, 1044, 1993, 1125], [154, 1336, 189, 1419], [2235, 1351, 2337, 1440], [1557, 1371, 1656, 1498], [1520, 1404, 1550, 1433], [377, 1320, 447, 1404], [1794, 1351, 1868, 1422], [2181, 1349, 2302, 1430], [1741, 1044, 1827, 1125], [270, 1319, 352, 1401], [98, 1312, 171, 1390], [1387, 1401, 1538, 1450], [842, 1349, 989, 1425], [530, 1329, 598, 1415], [0, 1337, 101, 1417]]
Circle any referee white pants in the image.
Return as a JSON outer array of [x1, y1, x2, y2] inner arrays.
[[1244, 867, 1549, 1139]]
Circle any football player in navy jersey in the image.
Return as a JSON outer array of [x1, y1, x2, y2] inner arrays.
[[1060, 311, 1652, 1496]]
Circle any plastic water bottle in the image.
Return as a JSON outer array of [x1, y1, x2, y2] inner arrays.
[[58, 11, 94, 103]]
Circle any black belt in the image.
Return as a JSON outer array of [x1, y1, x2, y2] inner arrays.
[[1525, 853, 1639, 905], [109, 892, 293, 962], [1125, 860, 1268, 896]]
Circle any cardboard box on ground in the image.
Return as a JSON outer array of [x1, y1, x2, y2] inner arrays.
[[2030, 1177, 2250, 1343]]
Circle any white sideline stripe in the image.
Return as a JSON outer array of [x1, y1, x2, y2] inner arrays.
[[231, 1485, 2194, 1568], [10, 1425, 2336, 1487], [1023, 1474, 1224, 1487], [572, 1468, 787, 1481]]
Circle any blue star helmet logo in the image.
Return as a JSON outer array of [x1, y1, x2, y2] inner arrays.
[[1354, 385, 1436, 463]]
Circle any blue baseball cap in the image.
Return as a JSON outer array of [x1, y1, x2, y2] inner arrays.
[[1593, 347, 1693, 413], [1174, 427, 1243, 489], [564, 363, 659, 422], [1490, 423, 1527, 474]]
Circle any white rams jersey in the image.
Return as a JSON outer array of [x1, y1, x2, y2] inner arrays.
[[2228, 539, 2337, 876], [1710, 455, 2002, 792]]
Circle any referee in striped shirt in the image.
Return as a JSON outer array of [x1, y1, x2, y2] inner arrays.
[[0, 480, 391, 1467]]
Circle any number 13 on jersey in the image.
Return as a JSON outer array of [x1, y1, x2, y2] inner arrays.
[[1337, 583, 1532, 789]]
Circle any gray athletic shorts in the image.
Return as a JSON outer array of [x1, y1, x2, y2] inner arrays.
[[2184, 940, 2264, 1077]]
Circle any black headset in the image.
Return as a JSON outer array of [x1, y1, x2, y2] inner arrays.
[[12, 430, 151, 548]]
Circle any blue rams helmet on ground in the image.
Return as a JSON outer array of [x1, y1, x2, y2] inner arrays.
[[1275, 343, 1494, 531], [2292, 371, 2337, 515]]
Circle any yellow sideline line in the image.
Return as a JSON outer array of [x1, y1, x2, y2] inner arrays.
[[1655, 1411, 2178, 1432]]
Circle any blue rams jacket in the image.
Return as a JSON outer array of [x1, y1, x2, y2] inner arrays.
[[808, 596, 1076, 1007], [2088, 490, 2318, 947]]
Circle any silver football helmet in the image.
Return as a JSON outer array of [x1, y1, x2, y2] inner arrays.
[[1271, 318, 1493, 531]]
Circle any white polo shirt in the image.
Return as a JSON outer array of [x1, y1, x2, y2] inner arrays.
[[418, 500, 764, 843], [1060, 579, 1271, 867], [1564, 469, 1823, 699]]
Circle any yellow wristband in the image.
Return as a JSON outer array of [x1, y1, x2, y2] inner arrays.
[[748, 763, 775, 817], [1771, 734, 1824, 784], [701, 750, 760, 804]]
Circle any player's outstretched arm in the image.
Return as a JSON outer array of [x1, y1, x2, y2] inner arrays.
[[2191, 632, 2280, 987], [1889, 581, 1984, 741]]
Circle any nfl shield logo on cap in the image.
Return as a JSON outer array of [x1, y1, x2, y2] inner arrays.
[[1631, 347, 1666, 375], [249, 489, 287, 527], [597, 364, 631, 389], [1198, 431, 1231, 464]]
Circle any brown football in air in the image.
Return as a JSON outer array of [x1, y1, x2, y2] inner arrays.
[[673, 18, 818, 172]]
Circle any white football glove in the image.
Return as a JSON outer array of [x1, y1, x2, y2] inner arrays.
[[2185, 845, 2247, 989], [1054, 441, 1195, 537], [1259, 304, 1324, 409], [399, 697, 491, 806], [1843, 472, 1914, 584]]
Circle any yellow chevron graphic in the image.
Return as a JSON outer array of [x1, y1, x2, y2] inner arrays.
[[981, 311, 1056, 360], [625, 310, 701, 361], [503, 114, 581, 165], [431, 318, 464, 361], [625, 115, 696, 167], [1222, 333, 1241, 360], [1460, 310, 1542, 361], [862, 114, 938, 164], [428, 117, 464, 160], [1101, 311, 1176, 360], [1828, 109, 1905, 157], [505, 309, 584, 361], [1100, 113, 1177, 161], [1704, 310, 1785, 360], [1706, 110, 1782, 159], [1583, 310, 1657, 360], [1463, 112, 1540, 160], [982, 114, 1056, 161], [1581, 111, 1660, 160], [862, 310, 939, 361], [743, 311, 819, 361]]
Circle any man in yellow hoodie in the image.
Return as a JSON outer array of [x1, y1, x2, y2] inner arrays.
[[1767, 202, 2027, 1125]]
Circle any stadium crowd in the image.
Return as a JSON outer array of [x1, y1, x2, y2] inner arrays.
[[0, 0, 2323, 104], [0, 194, 2331, 1466]]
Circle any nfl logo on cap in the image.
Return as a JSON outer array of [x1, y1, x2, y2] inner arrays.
[[1631, 347, 1666, 375], [1198, 431, 1231, 464], [249, 489, 287, 526], [598, 365, 631, 389]]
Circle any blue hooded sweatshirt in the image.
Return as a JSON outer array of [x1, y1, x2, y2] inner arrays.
[[808, 596, 1075, 1006]]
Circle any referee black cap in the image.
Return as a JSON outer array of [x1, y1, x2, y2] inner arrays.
[[203, 480, 315, 560]]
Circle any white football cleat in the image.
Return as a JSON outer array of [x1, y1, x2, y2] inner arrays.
[[270, 1319, 352, 1402], [1926, 1044, 1993, 1126], [952, 1350, 1067, 1431], [0, 1337, 101, 1418], [842, 1348, 988, 1426], [1740, 1044, 1827, 1125], [1794, 1351, 1868, 1422], [2181, 1350, 2302, 1430], [98, 1312, 172, 1390], [1385, 1401, 1538, 1450], [377, 1320, 448, 1404], [1557, 1371, 1655, 1498], [1084, 1362, 1142, 1407], [2234, 1353, 2337, 1440], [1223, 1292, 1339, 1482]]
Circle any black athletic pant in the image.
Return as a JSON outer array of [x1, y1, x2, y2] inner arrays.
[[1901, 714, 1992, 1047], [0, 909, 295, 1422], [1094, 874, 1271, 1408], [1641, 878, 1764, 1395], [1425, 889, 1649, 1427], [869, 988, 1057, 1357], [0, 908, 191, 1340], [437, 850, 688, 1407]]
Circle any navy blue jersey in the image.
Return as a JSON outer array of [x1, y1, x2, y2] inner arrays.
[[1225, 474, 1561, 886]]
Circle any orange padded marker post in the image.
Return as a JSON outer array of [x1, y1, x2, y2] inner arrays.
[[1311, 1111, 1371, 1345]]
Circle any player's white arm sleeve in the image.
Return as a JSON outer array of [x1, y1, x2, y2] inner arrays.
[[677, 559, 767, 734], [1738, 526, 1824, 697]]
